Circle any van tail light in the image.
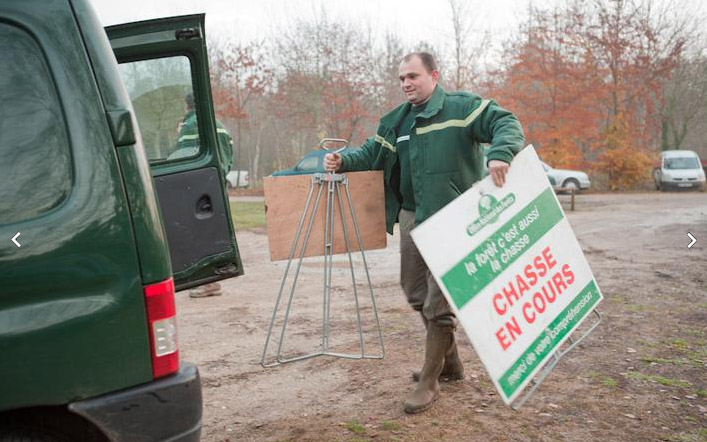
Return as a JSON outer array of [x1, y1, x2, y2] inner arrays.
[[144, 278, 179, 379]]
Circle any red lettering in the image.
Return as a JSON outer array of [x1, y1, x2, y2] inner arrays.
[[534, 255, 547, 278], [522, 302, 536, 324], [552, 271, 567, 294], [524, 264, 538, 286], [562, 263, 575, 285], [496, 327, 511, 350], [493, 292, 507, 315], [516, 274, 530, 297], [542, 246, 557, 270], [533, 291, 547, 313], [502, 281, 519, 307], [507, 316, 522, 342], [543, 283, 556, 303]]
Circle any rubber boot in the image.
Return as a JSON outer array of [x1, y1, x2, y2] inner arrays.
[[403, 323, 451, 414], [411, 313, 464, 382]]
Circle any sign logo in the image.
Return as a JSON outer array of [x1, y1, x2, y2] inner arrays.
[[466, 193, 516, 236]]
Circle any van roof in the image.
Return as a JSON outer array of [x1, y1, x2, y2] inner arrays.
[[661, 150, 699, 158]]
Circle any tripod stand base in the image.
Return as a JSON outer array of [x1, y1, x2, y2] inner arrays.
[[261, 173, 385, 368]]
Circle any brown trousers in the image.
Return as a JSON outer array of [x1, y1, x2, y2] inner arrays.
[[399, 209, 457, 331]]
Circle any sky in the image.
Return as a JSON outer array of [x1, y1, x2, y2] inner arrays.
[[91, 0, 529, 49]]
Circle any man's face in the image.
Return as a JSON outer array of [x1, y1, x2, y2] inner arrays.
[[398, 56, 439, 105]]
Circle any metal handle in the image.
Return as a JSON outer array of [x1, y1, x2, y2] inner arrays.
[[319, 138, 349, 154]]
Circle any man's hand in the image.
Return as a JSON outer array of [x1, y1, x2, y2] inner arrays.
[[488, 160, 510, 187], [324, 153, 342, 172]]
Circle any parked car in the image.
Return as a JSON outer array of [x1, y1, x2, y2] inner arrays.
[[227, 170, 250, 188], [541, 161, 591, 192], [653, 150, 705, 191], [0, 3, 242, 441], [271, 146, 357, 176]]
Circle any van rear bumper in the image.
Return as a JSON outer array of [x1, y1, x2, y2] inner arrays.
[[69, 363, 202, 442]]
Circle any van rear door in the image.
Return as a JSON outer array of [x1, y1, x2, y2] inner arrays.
[[106, 15, 243, 290]]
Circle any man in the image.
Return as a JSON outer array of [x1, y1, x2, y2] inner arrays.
[[324, 52, 524, 414], [176, 92, 234, 179], [177, 92, 235, 298]]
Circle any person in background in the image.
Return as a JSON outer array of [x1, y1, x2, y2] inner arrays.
[[179, 92, 235, 298]]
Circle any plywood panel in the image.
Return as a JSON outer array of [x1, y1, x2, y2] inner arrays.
[[264, 171, 387, 261]]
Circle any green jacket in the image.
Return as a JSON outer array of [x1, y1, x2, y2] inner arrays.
[[177, 110, 234, 179], [340, 85, 524, 234]]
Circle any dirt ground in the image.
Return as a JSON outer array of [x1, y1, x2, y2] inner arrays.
[[177, 192, 706, 442]]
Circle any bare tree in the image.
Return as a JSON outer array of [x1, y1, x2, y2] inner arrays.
[[446, 0, 490, 91]]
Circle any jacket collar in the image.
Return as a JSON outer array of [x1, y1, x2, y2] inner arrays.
[[380, 85, 446, 130]]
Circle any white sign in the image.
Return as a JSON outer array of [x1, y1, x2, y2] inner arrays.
[[411, 146, 602, 405]]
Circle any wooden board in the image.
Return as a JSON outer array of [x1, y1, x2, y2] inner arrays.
[[264, 171, 387, 261]]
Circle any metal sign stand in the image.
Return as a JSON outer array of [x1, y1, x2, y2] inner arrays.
[[261, 140, 385, 368], [510, 309, 602, 410]]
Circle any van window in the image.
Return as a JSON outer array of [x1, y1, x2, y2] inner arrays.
[[0, 24, 72, 225], [665, 157, 699, 170], [118, 56, 199, 162]]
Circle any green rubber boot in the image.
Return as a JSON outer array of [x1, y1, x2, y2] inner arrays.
[[411, 314, 464, 382], [403, 323, 451, 414]]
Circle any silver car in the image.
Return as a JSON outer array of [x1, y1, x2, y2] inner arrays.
[[541, 161, 591, 192]]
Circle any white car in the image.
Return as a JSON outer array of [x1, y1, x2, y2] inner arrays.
[[541, 161, 591, 192], [226, 170, 249, 189]]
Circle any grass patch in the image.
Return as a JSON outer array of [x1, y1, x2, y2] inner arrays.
[[601, 376, 619, 388], [637, 339, 659, 348], [345, 421, 365, 435], [672, 430, 707, 442], [627, 372, 692, 389], [609, 294, 628, 304], [639, 357, 685, 366], [586, 371, 619, 388], [668, 339, 689, 351], [381, 420, 401, 431], [230, 201, 266, 230], [640, 356, 704, 369], [696, 389, 707, 398]]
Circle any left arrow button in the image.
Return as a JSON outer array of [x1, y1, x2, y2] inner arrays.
[[11, 232, 21, 248]]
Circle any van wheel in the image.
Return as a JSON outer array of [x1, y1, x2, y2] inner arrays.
[[0, 429, 64, 442]]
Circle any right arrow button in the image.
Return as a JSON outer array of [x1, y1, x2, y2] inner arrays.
[[687, 232, 697, 249]]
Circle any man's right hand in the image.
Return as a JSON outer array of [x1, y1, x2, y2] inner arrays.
[[324, 153, 342, 172]]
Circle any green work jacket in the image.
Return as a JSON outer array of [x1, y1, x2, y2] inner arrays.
[[340, 85, 524, 234], [177, 110, 234, 179]]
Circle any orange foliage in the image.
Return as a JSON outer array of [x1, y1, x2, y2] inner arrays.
[[597, 113, 653, 189], [489, 35, 605, 170]]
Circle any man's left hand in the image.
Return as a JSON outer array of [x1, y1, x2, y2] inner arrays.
[[488, 160, 510, 187]]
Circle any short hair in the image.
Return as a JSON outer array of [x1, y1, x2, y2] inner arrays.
[[185, 92, 195, 110], [402, 52, 438, 73]]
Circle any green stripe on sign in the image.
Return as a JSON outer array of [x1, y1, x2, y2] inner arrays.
[[441, 188, 563, 310], [498, 280, 601, 398]]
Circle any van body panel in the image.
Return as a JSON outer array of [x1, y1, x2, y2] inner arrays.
[[71, 0, 178, 285], [0, 0, 153, 411]]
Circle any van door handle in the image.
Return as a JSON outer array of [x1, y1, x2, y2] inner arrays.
[[195, 195, 213, 219]]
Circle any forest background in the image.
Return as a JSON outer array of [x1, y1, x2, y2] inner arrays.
[[131, 0, 707, 190]]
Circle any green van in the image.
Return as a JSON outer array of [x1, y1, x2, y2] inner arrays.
[[0, 1, 242, 440]]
